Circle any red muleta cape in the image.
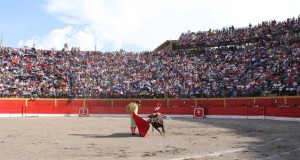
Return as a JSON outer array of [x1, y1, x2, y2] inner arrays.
[[132, 112, 150, 137]]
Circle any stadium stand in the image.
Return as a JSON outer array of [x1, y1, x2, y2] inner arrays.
[[0, 16, 299, 99]]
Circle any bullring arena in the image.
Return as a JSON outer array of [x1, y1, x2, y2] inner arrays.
[[1, 14, 300, 160], [0, 98, 300, 160], [1, 116, 300, 160]]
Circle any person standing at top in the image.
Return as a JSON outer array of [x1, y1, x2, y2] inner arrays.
[[125, 101, 141, 135]]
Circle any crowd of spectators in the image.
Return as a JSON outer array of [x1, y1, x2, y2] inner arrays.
[[0, 16, 300, 99], [178, 16, 300, 49]]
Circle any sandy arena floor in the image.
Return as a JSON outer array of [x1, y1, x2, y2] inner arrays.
[[0, 116, 299, 160]]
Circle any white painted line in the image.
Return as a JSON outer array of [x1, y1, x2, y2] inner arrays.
[[169, 148, 246, 160]]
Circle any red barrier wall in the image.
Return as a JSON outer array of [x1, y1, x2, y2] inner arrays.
[[206, 107, 248, 116], [86, 99, 112, 108], [168, 99, 196, 108], [247, 107, 265, 116], [0, 99, 24, 114], [140, 99, 166, 108], [254, 97, 285, 107], [266, 107, 300, 118], [197, 99, 224, 107], [0, 97, 299, 119], [26, 99, 55, 114], [226, 98, 254, 107], [56, 99, 83, 114]]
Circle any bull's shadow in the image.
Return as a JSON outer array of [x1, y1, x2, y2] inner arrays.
[[69, 133, 138, 138]]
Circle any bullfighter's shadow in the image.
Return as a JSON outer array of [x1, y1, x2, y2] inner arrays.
[[69, 133, 137, 138]]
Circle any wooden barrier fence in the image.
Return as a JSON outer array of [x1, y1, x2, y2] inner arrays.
[[0, 97, 299, 119]]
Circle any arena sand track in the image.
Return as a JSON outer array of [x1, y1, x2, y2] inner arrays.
[[0, 116, 299, 160]]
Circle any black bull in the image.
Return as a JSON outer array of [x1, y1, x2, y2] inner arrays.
[[147, 112, 165, 134]]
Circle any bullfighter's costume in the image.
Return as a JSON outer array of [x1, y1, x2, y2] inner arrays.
[[126, 101, 140, 135]]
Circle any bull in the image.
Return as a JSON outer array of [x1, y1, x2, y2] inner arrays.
[[147, 112, 165, 134]]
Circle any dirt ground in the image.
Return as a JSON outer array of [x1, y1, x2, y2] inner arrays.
[[0, 116, 299, 160]]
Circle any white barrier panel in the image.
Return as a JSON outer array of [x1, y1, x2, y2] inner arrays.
[[194, 108, 204, 118], [79, 107, 89, 117]]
